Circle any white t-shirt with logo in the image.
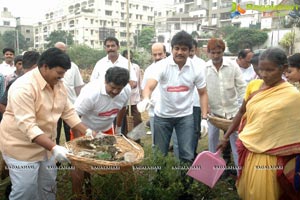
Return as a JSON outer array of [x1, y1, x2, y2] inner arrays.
[[150, 56, 206, 118], [74, 81, 131, 132]]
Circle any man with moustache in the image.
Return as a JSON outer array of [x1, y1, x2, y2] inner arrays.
[[139, 31, 209, 164], [0, 48, 15, 78], [204, 38, 246, 175], [90, 37, 137, 90]]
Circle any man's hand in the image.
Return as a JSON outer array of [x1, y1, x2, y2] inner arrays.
[[201, 119, 208, 137], [137, 98, 153, 113], [51, 145, 71, 163]]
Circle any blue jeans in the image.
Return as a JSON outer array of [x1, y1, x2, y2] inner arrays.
[[153, 114, 195, 163], [208, 121, 238, 167]]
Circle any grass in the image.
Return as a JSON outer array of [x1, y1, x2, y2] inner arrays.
[[0, 120, 240, 200]]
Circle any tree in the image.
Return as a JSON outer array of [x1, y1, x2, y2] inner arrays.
[[2, 30, 27, 54], [279, 31, 295, 55], [137, 27, 155, 51], [46, 30, 74, 48], [67, 44, 105, 69], [226, 28, 268, 53]]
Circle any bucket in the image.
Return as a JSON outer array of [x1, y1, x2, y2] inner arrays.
[[187, 150, 226, 188]]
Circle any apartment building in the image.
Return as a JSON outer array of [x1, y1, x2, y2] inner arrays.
[[33, 0, 155, 50], [0, 7, 34, 53]]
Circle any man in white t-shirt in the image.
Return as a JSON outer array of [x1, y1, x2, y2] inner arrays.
[[236, 49, 256, 84], [54, 42, 85, 144], [90, 36, 137, 88], [139, 31, 209, 163], [141, 42, 166, 146], [71, 67, 131, 197], [0, 48, 15, 78]]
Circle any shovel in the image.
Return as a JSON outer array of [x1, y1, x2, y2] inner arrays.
[[126, 122, 147, 141]]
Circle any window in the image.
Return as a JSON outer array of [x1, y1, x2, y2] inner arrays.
[[120, 22, 126, 27], [35, 29, 38, 34], [148, 16, 153, 21], [90, 19, 94, 24], [26, 38, 30, 42], [57, 23, 62, 30], [69, 20, 75, 28], [105, 0, 112, 5], [175, 23, 180, 30], [3, 21, 10, 26], [143, 6, 147, 11], [120, 32, 126, 37], [212, 14, 217, 18], [26, 29, 30, 33], [91, 30, 94, 35], [220, 12, 231, 20], [105, 10, 112, 16], [43, 26, 47, 33]]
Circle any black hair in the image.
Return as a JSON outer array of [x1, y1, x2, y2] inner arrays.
[[105, 67, 129, 87], [14, 55, 23, 64], [122, 49, 133, 58], [259, 47, 287, 68], [38, 48, 71, 70], [288, 53, 300, 69], [171, 31, 193, 50], [250, 52, 260, 65], [23, 51, 40, 69], [238, 49, 252, 59], [3, 47, 15, 55], [104, 37, 119, 47]]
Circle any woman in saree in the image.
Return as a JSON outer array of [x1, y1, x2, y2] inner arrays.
[[218, 47, 300, 200]]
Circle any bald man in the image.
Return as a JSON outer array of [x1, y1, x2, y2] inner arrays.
[[141, 43, 166, 142], [54, 42, 85, 144]]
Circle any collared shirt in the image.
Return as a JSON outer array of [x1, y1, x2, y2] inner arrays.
[[0, 68, 81, 162], [205, 57, 246, 119], [0, 61, 15, 77], [90, 54, 137, 82], [74, 81, 131, 132], [192, 55, 206, 107], [128, 62, 142, 105], [63, 62, 85, 104], [142, 62, 161, 117], [239, 64, 257, 85], [151, 56, 206, 118]]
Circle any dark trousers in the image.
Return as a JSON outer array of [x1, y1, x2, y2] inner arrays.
[[56, 118, 70, 145]]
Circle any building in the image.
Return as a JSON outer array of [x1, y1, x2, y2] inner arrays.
[[33, 0, 155, 50], [0, 7, 34, 53]]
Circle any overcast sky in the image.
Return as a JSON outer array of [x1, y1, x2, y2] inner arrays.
[[0, 0, 173, 23]]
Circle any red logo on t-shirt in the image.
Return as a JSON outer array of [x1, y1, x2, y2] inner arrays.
[[167, 86, 190, 92], [98, 108, 120, 117]]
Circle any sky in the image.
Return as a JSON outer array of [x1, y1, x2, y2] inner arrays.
[[0, 0, 60, 19], [0, 0, 173, 23]]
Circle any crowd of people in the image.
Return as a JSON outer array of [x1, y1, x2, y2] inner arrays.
[[0, 30, 299, 200]]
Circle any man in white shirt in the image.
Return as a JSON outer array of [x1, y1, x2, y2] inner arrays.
[[90, 36, 137, 88], [205, 38, 246, 169], [0, 48, 15, 78], [121, 50, 142, 135], [54, 42, 85, 144], [236, 49, 256, 84], [139, 31, 209, 163], [141, 42, 166, 146], [71, 67, 131, 197]]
